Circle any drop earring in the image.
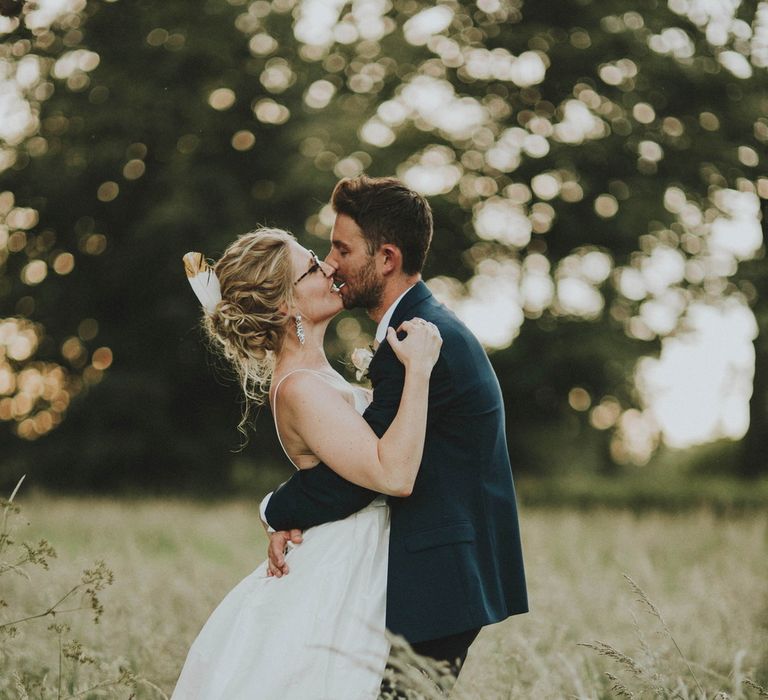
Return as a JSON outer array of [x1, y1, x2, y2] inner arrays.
[[295, 314, 305, 345]]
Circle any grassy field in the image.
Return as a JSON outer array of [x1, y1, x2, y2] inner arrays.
[[2, 496, 767, 698]]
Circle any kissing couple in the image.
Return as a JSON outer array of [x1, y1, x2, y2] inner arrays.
[[174, 175, 528, 699]]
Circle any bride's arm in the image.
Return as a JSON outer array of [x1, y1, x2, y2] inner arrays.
[[277, 320, 441, 497]]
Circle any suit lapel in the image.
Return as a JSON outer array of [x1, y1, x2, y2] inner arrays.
[[368, 282, 432, 378], [389, 281, 432, 328]]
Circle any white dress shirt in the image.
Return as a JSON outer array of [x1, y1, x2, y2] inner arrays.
[[374, 284, 415, 346]]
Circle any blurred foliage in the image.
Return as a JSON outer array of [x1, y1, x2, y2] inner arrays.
[[0, 0, 766, 493]]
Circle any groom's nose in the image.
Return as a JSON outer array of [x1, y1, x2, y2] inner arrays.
[[319, 259, 335, 277], [323, 251, 338, 272]]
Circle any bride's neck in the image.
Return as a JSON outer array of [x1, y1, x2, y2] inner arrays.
[[274, 321, 332, 375]]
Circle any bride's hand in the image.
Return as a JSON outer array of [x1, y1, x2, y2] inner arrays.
[[387, 318, 442, 374]]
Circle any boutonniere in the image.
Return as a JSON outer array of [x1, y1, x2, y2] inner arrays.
[[350, 345, 374, 381]]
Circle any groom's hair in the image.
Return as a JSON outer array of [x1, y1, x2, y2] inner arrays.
[[331, 175, 433, 275]]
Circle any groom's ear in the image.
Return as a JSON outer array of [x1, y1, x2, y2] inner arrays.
[[378, 243, 403, 276]]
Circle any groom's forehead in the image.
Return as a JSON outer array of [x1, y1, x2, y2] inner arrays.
[[331, 214, 366, 247]]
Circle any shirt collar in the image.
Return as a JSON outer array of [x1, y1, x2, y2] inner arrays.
[[375, 285, 416, 345]]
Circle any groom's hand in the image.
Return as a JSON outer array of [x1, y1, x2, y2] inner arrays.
[[266, 529, 303, 577]]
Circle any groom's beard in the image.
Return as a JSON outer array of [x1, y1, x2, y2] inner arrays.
[[341, 256, 384, 312]]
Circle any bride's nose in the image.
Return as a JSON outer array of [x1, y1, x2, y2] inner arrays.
[[320, 259, 335, 277]]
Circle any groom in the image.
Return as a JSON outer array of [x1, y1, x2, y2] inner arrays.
[[262, 175, 528, 674]]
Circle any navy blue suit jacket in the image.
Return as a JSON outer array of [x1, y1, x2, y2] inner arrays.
[[266, 282, 528, 643]]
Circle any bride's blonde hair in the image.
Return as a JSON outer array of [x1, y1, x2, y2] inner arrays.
[[204, 227, 296, 432]]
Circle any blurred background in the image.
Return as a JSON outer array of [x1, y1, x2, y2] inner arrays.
[[1, 0, 766, 505]]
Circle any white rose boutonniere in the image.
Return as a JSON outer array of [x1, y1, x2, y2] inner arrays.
[[351, 346, 374, 381]]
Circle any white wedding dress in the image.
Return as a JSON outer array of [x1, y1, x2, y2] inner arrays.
[[172, 372, 390, 700]]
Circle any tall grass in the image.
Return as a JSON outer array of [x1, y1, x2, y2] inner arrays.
[[0, 482, 168, 698], [455, 508, 768, 699], [3, 496, 767, 698]]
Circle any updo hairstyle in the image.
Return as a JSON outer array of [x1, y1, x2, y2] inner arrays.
[[204, 228, 296, 425]]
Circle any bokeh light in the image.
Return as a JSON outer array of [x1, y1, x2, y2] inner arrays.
[[0, 316, 78, 439], [96, 181, 119, 202], [638, 300, 757, 448], [208, 87, 236, 110], [253, 98, 290, 124], [21, 259, 47, 285], [568, 387, 591, 411], [403, 6, 453, 46], [52, 251, 75, 274], [399, 146, 462, 196], [473, 197, 531, 248], [231, 130, 256, 151], [91, 346, 113, 370]]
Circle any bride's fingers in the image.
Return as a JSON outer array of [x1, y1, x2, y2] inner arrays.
[[392, 320, 441, 351], [395, 319, 418, 335], [395, 318, 438, 337], [388, 320, 426, 345]]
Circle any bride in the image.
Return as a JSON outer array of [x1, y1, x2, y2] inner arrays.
[[174, 227, 441, 699]]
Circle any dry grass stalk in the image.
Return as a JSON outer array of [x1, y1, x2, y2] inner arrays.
[[623, 574, 705, 695], [0, 478, 165, 699], [581, 574, 768, 699], [744, 679, 768, 698]]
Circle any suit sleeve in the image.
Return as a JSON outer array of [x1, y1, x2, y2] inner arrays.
[[264, 464, 379, 531], [361, 337, 453, 436]]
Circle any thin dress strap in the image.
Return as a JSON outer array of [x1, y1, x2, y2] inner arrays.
[[271, 369, 332, 470]]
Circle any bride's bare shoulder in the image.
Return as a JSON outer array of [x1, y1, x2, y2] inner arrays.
[[272, 370, 342, 409], [276, 372, 367, 421]]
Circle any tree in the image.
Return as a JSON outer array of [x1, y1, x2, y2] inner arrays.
[[0, 0, 765, 491]]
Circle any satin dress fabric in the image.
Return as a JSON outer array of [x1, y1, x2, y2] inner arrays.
[[172, 376, 390, 699]]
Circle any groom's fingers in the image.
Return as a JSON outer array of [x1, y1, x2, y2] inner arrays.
[[268, 531, 291, 577], [266, 529, 302, 578], [267, 560, 288, 577]]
